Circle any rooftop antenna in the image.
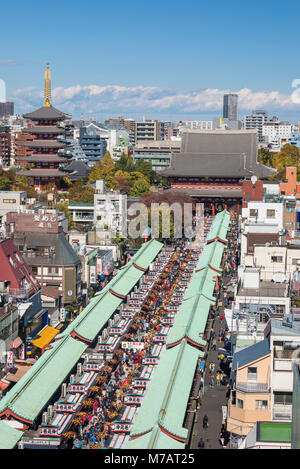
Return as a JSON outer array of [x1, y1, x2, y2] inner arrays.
[[43, 62, 51, 107]]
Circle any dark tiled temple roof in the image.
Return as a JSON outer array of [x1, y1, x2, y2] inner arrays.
[[23, 105, 71, 121], [160, 130, 276, 180], [18, 154, 68, 163], [18, 140, 65, 149], [16, 169, 67, 177], [162, 188, 243, 198], [23, 126, 65, 134], [66, 160, 90, 181]]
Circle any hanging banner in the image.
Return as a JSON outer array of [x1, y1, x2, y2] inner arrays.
[[19, 343, 25, 360]]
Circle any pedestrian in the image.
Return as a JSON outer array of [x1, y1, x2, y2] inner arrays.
[[198, 438, 205, 449], [216, 373, 221, 386], [199, 376, 204, 391], [209, 376, 214, 388], [203, 414, 209, 429]]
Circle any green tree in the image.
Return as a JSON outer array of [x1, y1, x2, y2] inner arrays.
[[88, 151, 115, 182], [68, 180, 94, 203], [58, 201, 74, 229], [129, 177, 150, 196], [271, 144, 300, 179], [135, 160, 156, 184], [115, 153, 135, 173], [258, 148, 274, 167]]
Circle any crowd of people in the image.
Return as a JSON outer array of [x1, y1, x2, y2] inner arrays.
[[64, 242, 194, 449]]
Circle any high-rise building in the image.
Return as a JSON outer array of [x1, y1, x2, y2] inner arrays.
[[0, 102, 14, 118], [223, 94, 238, 121]]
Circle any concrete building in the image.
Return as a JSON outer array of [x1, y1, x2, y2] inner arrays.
[[5, 209, 81, 307], [228, 319, 300, 438], [68, 202, 94, 229], [0, 125, 11, 167], [93, 180, 127, 241], [262, 121, 292, 148], [0, 102, 14, 119], [132, 139, 181, 171], [244, 111, 268, 143], [79, 126, 107, 164], [235, 267, 290, 318], [0, 191, 27, 236], [135, 120, 164, 143], [223, 94, 238, 121], [0, 239, 45, 355], [241, 179, 283, 265]]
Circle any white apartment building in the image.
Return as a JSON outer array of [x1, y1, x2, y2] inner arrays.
[[93, 179, 127, 241], [262, 121, 292, 147], [235, 267, 290, 318], [181, 121, 214, 130], [265, 319, 300, 422], [252, 245, 300, 282]]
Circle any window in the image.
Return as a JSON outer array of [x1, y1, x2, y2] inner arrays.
[[248, 367, 257, 381], [237, 399, 244, 409], [256, 400, 268, 410], [274, 392, 292, 405], [249, 209, 258, 217], [271, 256, 283, 263], [266, 209, 276, 218]]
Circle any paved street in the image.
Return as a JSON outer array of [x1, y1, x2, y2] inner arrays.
[[190, 314, 229, 449]]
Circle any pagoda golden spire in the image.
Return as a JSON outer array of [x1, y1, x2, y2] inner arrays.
[[43, 62, 51, 107]]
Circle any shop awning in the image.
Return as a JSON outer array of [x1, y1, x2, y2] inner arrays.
[[10, 337, 23, 349], [0, 380, 10, 391], [31, 326, 59, 349]]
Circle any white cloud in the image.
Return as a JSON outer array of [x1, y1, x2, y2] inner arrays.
[[11, 83, 300, 117]]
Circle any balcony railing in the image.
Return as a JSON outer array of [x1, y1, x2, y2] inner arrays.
[[236, 382, 269, 393], [273, 404, 292, 420]]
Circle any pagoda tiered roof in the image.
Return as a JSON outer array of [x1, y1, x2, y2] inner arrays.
[[16, 169, 67, 178], [23, 126, 65, 135], [18, 154, 68, 163], [18, 140, 66, 149], [23, 105, 71, 121]]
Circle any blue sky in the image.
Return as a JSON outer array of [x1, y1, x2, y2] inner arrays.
[[1, 0, 300, 121]]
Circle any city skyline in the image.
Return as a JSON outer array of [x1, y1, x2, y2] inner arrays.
[[1, 0, 300, 121]]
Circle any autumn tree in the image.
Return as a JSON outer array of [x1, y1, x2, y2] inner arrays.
[[88, 151, 115, 182], [271, 144, 300, 180], [68, 180, 94, 203]]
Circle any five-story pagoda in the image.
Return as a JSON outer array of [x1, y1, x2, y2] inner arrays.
[[17, 63, 71, 191]]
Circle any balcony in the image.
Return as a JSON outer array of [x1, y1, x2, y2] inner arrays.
[[273, 404, 292, 420], [236, 382, 269, 393]]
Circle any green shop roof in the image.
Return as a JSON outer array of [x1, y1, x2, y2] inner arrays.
[[195, 241, 225, 273], [206, 210, 231, 243], [0, 421, 23, 449], [129, 340, 202, 443], [126, 424, 185, 450], [167, 294, 214, 348], [0, 335, 87, 423]]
